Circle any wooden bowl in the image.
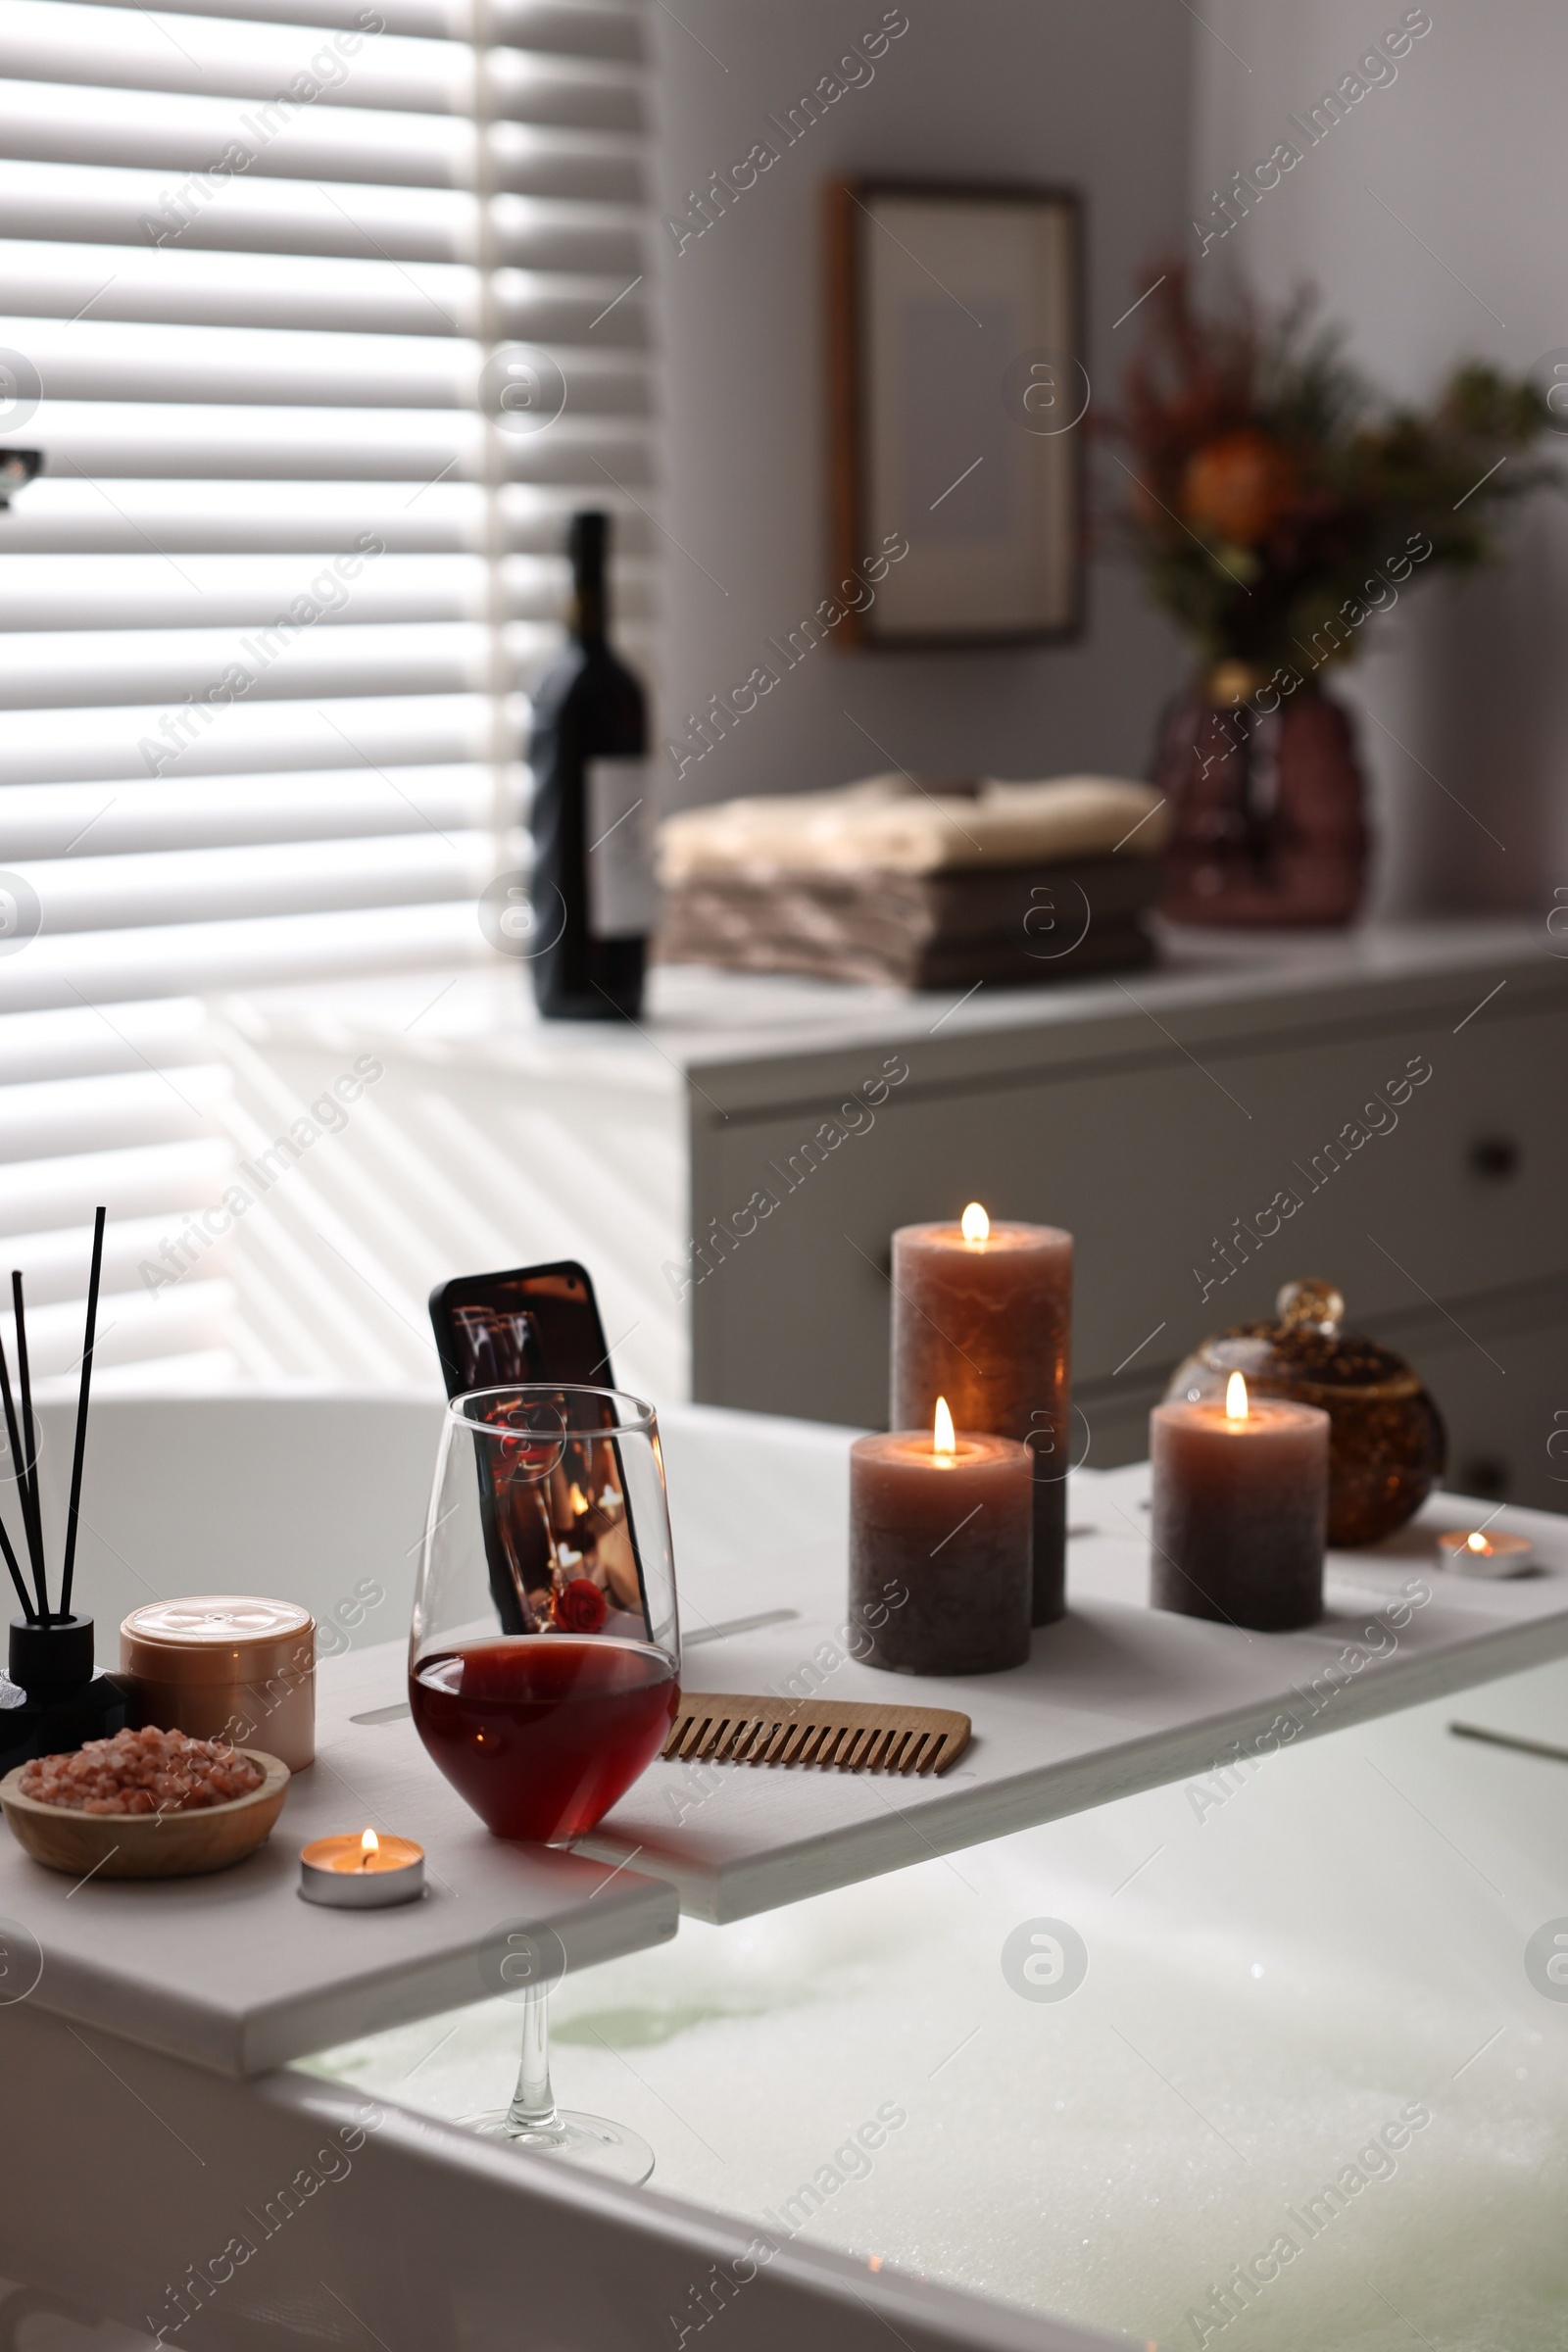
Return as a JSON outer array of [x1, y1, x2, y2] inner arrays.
[[0, 1749, 290, 1880]]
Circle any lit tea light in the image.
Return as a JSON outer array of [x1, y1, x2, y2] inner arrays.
[[299, 1827, 425, 1908], [1437, 1528, 1536, 1579]]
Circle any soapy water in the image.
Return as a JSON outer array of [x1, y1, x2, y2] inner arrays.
[[303, 1665, 1568, 2347]]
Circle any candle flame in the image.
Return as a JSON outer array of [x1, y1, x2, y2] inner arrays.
[[360, 1828, 379, 1868], [568, 1482, 590, 1516], [1466, 1531, 1490, 1554], [933, 1396, 956, 1457], [1225, 1372, 1249, 1421], [960, 1201, 990, 1243]]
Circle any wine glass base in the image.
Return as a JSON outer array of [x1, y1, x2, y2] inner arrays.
[[461, 2107, 654, 2184]]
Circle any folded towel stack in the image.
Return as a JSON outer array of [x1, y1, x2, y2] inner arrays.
[[656, 774, 1169, 991]]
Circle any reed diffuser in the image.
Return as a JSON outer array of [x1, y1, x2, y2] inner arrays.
[[0, 1207, 126, 1776]]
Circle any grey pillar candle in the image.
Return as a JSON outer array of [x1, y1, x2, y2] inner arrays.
[[1150, 1375, 1329, 1633], [850, 1405, 1032, 1675], [891, 1206, 1072, 1626]]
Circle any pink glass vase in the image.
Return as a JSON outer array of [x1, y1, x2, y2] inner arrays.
[[1153, 670, 1370, 927]]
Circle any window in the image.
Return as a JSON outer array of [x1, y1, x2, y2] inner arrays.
[[0, 0, 655, 1387]]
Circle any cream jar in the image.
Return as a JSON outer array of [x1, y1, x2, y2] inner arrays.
[[120, 1596, 316, 1771]]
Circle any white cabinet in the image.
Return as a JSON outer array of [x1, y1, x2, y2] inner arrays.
[[237, 919, 1568, 1509]]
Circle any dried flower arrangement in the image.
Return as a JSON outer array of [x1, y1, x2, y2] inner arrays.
[[1103, 261, 1557, 924], [1108, 258, 1555, 680]]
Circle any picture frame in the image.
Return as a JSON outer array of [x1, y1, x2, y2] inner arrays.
[[826, 177, 1087, 650]]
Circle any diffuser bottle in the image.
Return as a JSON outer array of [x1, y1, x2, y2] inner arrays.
[[0, 1204, 120, 1777], [0, 1616, 125, 1780]]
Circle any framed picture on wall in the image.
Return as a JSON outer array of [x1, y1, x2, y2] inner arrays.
[[827, 177, 1086, 649]]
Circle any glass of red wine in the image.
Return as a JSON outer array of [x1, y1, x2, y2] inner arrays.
[[410, 1383, 680, 2182]]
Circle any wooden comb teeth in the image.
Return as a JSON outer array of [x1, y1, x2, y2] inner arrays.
[[661, 1692, 971, 1777]]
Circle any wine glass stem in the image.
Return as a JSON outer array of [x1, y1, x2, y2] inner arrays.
[[506, 1983, 560, 2131]]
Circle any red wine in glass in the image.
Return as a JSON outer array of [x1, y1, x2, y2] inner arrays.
[[411, 1636, 678, 1842]]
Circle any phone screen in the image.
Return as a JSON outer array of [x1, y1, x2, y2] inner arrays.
[[430, 1262, 612, 1396], [427, 1262, 651, 1642]]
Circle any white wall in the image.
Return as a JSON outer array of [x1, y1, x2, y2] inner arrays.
[[646, 0, 1195, 811], [1190, 0, 1568, 914]]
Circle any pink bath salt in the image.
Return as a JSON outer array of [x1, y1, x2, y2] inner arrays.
[[18, 1726, 264, 1814]]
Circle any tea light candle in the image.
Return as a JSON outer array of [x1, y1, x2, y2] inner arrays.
[[892, 1205, 1073, 1626], [850, 1398, 1032, 1675], [1437, 1528, 1536, 1578], [299, 1827, 425, 1909], [1151, 1374, 1329, 1632]]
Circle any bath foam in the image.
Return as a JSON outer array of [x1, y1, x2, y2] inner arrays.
[[301, 1677, 1568, 2350]]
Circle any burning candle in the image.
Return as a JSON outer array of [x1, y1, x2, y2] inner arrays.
[[299, 1826, 425, 1909], [849, 1397, 1032, 1675], [1151, 1373, 1329, 1632], [891, 1203, 1073, 1627], [1436, 1528, 1536, 1578]]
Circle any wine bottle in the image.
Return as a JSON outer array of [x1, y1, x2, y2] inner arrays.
[[527, 511, 653, 1019]]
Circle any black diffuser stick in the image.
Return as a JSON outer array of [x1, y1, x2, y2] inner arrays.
[[0, 1326, 33, 1618], [0, 1299, 46, 1621], [11, 1274, 49, 1619], [0, 1328, 32, 1606], [0, 1503, 34, 1622], [59, 1206, 106, 1622]]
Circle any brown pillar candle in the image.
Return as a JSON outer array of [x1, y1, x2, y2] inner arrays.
[[1150, 1374, 1329, 1633], [850, 1400, 1031, 1675], [891, 1204, 1072, 1626]]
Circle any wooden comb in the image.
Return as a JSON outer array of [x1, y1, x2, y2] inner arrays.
[[662, 1691, 971, 1777]]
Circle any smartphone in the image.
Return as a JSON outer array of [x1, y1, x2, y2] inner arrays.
[[427, 1260, 649, 1640], [428, 1258, 613, 1397]]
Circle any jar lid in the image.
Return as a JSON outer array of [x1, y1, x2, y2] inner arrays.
[[120, 1595, 315, 1687], [1187, 1278, 1422, 1401]]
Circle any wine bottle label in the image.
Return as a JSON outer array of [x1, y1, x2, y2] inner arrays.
[[585, 759, 657, 938]]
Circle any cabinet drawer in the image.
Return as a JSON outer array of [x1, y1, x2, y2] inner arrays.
[[1403, 1300, 1568, 1515], [691, 996, 1568, 1430]]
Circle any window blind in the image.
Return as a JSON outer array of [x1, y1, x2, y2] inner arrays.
[[0, 0, 656, 1388]]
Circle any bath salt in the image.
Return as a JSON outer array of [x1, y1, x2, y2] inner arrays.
[[19, 1726, 264, 1815]]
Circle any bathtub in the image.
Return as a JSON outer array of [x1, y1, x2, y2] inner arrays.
[[303, 1556, 1568, 2347]]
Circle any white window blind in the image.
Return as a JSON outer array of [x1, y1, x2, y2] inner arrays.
[[0, 0, 657, 1389]]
